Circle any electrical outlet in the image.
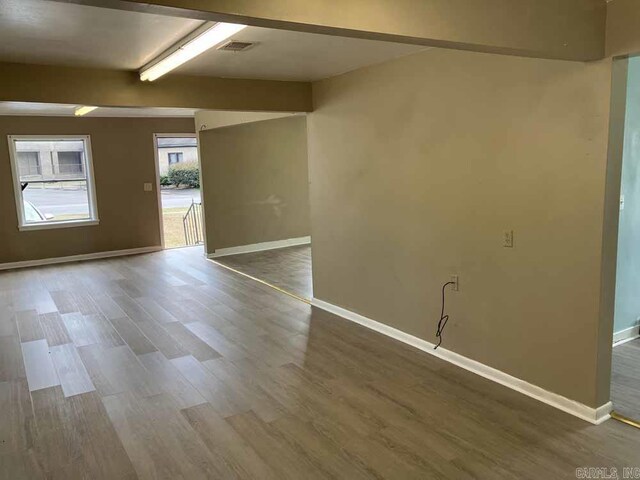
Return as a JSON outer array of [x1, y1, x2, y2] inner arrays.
[[450, 275, 459, 291], [503, 230, 514, 248], [144, 182, 153, 192]]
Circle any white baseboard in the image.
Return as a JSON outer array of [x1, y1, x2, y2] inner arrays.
[[208, 236, 311, 258], [311, 297, 612, 425], [613, 325, 640, 347], [0, 246, 162, 271]]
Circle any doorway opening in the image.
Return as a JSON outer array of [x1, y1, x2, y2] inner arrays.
[[610, 56, 640, 428], [197, 114, 312, 302], [153, 133, 204, 249]]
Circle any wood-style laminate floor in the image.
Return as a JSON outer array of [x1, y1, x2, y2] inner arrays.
[[214, 244, 312, 300], [611, 338, 640, 422], [1, 246, 639, 479]]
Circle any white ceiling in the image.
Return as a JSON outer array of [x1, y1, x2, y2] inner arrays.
[[174, 26, 426, 81], [0, 0, 425, 81], [0, 102, 197, 117], [0, 0, 202, 70]]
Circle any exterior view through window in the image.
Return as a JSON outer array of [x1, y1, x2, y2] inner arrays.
[[155, 135, 202, 248], [8, 136, 98, 230]]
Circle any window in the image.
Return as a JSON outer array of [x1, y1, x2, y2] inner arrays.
[[17, 152, 41, 177], [57, 151, 84, 176], [7, 135, 99, 231], [168, 152, 183, 165]]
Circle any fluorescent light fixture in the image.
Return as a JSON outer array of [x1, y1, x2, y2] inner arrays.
[[74, 106, 97, 116], [140, 22, 247, 82]]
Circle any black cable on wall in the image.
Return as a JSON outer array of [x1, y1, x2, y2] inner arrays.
[[435, 281, 455, 350]]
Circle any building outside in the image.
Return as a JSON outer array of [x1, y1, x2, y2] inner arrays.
[[157, 137, 198, 175], [15, 140, 85, 181]]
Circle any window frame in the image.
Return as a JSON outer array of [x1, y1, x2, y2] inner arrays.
[[7, 134, 100, 231]]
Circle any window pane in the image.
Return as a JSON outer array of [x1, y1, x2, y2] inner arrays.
[[15, 140, 86, 182], [57, 151, 84, 176], [22, 181, 91, 223], [13, 139, 93, 225], [17, 152, 41, 177]]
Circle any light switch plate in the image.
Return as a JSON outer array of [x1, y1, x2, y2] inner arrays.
[[144, 182, 153, 192], [503, 230, 514, 248]]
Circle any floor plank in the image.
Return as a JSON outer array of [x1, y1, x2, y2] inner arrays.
[[226, 410, 326, 479], [163, 321, 221, 361], [15, 310, 44, 343], [49, 290, 79, 315], [49, 343, 95, 398], [138, 352, 206, 409], [21, 339, 59, 392], [62, 312, 124, 348], [182, 402, 278, 480], [31, 387, 136, 478], [171, 355, 251, 418], [0, 335, 26, 382], [108, 316, 158, 356], [102, 391, 224, 479], [78, 344, 161, 398], [0, 379, 36, 455], [39, 312, 72, 347]]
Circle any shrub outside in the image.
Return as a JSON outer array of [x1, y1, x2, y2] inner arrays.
[[167, 162, 199, 188]]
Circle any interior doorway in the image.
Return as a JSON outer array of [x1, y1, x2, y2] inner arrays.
[[197, 115, 313, 302], [153, 133, 204, 249], [610, 56, 640, 428]]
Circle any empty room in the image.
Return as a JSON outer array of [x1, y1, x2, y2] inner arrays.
[[2, 0, 640, 479]]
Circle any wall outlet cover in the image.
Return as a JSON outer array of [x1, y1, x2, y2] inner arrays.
[[503, 230, 514, 248]]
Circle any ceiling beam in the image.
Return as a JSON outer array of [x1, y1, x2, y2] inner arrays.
[[0, 62, 312, 112], [606, 0, 640, 58], [50, 0, 606, 61]]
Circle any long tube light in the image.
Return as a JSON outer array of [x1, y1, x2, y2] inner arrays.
[[140, 22, 247, 82], [74, 106, 97, 116]]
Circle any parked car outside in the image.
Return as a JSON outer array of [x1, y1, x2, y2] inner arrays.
[[23, 200, 54, 222]]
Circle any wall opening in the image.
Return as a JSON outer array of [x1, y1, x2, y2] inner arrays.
[[610, 56, 640, 426], [154, 133, 204, 249]]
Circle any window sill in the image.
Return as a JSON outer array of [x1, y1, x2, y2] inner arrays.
[[18, 219, 100, 232]]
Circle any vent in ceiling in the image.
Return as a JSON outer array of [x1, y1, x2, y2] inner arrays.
[[217, 41, 255, 52]]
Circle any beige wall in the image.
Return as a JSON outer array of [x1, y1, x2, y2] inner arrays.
[[0, 116, 195, 263], [200, 115, 310, 254], [308, 48, 613, 408], [66, 0, 606, 61]]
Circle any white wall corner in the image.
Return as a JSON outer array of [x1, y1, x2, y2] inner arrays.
[[311, 297, 612, 425]]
